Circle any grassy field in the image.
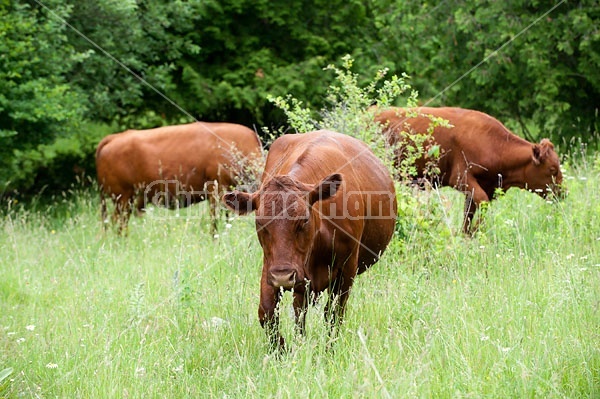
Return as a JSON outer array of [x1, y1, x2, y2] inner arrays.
[[1, 154, 599, 398]]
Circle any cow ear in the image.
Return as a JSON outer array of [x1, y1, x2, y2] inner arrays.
[[222, 191, 255, 215], [308, 173, 343, 205], [532, 145, 542, 165], [532, 139, 555, 165], [540, 138, 555, 149]]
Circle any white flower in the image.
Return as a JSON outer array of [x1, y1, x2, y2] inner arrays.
[[46, 363, 58, 369], [225, 223, 232, 229], [25, 325, 35, 331], [202, 317, 228, 329]]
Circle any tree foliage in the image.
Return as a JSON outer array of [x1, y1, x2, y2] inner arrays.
[[0, 0, 598, 196], [371, 0, 600, 143], [0, 1, 89, 191]]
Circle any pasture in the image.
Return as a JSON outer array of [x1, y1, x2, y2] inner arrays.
[[1, 155, 599, 398]]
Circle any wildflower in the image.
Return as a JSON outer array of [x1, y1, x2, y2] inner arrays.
[[46, 363, 58, 369], [225, 223, 232, 229], [202, 317, 228, 329], [51, 230, 56, 234], [25, 325, 35, 331], [213, 234, 220, 239], [172, 364, 184, 374], [566, 254, 575, 260]]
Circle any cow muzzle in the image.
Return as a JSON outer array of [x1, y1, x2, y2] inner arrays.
[[268, 267, 297, 290], [544, 183, 566, 201]]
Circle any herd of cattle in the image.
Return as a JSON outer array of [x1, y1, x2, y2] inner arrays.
[[95, 107, 564, 349]]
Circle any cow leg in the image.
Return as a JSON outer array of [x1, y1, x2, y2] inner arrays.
[[325, 256, 358, 339], [462, 179, 489, 234], [208, 194, 218, 235], [293, 290, 310, 336], [325, 278, 353, 328], [206, 181, 219, 235], [134, 191, 147, 217], [259, 283, 285, 351], [114, 195, 133, 235]]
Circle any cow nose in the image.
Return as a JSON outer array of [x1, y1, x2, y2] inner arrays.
[[269, 268, 297, 289], [546, 183, 566, 201]]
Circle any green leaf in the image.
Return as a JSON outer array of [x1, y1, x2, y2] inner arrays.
[[0, 367, 13, 383]]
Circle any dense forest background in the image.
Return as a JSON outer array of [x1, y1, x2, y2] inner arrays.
[[1, 0, 598, 196]]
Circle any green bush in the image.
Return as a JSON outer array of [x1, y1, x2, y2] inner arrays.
[[269, 55, 452, 244]]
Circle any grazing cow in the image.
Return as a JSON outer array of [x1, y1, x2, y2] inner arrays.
[[96, 122, 262, 234], [223, 130, 397, 349], [374, 107, 563, 233]]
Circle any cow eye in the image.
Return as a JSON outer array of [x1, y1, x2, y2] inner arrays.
[[296, 219, 309, 232], [549, 167, 557, 175]]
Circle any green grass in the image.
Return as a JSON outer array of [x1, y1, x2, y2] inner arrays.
[[1, 157, 599, 398]]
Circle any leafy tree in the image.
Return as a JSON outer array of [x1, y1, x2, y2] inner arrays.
[[65, 0, 198, 126], [0, 0, 198, 195], [1, 0, 598, 197], [370, 0, 599, 144], [170, 0, 379, 126], [0, 0, 88, 192]]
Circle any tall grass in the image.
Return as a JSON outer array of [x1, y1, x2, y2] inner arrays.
[[1, 153, 598, 398]]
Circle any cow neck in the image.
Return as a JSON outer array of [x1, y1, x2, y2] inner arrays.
[[495, 139, 534, 190]]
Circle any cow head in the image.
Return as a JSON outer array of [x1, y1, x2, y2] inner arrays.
[[223, 173, 343, 291], [528, 139, 564, 198]]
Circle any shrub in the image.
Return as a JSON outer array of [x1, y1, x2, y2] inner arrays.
[[268, 55, 452, 244]]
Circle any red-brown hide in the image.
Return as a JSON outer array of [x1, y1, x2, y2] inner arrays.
[[223, 130, 397, 349], [375, 107, 563, 233], [96, 122, 262, 234]]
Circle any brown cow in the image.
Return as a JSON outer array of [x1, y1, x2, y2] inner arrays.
[[374, 107, 563, 233], [223, 130, 397, 349], [96, 122, 262, 234]]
